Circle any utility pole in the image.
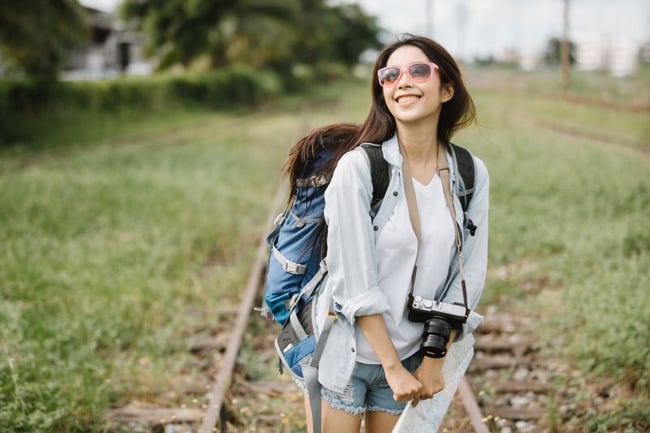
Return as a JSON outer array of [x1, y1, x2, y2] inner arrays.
[[425, 0, 434, 38], [457, 2, 468, 63], [561, 0, 571, 92]]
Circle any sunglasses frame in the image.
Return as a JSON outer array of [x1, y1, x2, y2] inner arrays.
[[377, 61, 439, 88]]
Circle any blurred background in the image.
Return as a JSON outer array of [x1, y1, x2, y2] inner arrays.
[[75, 0, 650, 77], [1, 1, 649, 89], [1, 0, 648, 146], [0, 1, 648, 432]]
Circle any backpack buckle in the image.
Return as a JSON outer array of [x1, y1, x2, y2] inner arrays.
[[273, 212, 286, 227], [465, 217, 477, 236], [283, 261, 307, 275]]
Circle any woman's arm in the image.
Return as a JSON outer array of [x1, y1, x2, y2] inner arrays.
[[357, 315, 422, 402], [411, 329, 457, 405], [324, 150, 392, 322]]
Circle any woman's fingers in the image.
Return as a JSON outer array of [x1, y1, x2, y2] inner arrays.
[[412, 383, 445, 406]]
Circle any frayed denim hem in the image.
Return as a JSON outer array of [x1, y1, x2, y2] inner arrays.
[[366, 405, 404, 416], [321, 393, 365, 416]]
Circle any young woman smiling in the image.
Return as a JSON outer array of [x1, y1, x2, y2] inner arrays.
[[315, 35, 489, 433]]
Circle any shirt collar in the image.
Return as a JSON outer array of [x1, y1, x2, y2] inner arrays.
[[381, 134, 457, 183], [381, 134, 401, 166]]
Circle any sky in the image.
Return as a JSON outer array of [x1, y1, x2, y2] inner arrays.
[[81, 0, 650, 61]]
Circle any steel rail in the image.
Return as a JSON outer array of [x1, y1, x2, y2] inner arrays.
[[458, 377, 489, 433], [199, 179, 288, 433]]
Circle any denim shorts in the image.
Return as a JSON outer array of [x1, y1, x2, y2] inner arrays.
[[321, 350, 424, 415]]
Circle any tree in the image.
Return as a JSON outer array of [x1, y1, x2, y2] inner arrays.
[[121, 0, 382, 74], [544, 37, 576, 67], [291, 2, 381, 67], [329, 3, 382, 66], [121, 0, 300, 70], [0, 0, 86, 83]]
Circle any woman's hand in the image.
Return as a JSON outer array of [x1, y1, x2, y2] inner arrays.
[[411, 357, 445, 406], [384, 363, 423, 402], [356, 315, 424, 402]]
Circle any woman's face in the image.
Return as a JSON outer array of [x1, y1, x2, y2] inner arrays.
[[381, 45, 453, 126]]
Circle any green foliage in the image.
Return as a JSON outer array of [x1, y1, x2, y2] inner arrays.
[[0, 67, 281, 147], [166, 67, 281, 108], [0, 0, 86, 82], [585, 399, 650, 433], [120, 0, 381, 75], [288, 2, 381, 68], [543, 37, 576, 66]]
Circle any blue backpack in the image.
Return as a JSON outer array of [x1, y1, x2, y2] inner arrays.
[[262, 124, 476, 433], [263, 144, 388, 324]]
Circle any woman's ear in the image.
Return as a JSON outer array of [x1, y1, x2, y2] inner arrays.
[[442, 83, 455, 103]]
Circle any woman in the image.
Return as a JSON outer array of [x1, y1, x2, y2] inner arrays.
[[316, 34, 489, 433]]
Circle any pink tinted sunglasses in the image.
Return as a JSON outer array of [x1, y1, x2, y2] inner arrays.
[[377, 61, 439, 87]]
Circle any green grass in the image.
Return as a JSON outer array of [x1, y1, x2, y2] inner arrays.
[[465, 65, 650, 150], [461, 87, 649, 429], [0, 104, 312, 430], [472, 89, 649, 149], [465, 65, 650, 108], [1, 74, 648, 431]]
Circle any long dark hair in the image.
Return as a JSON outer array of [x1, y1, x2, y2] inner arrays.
[[283, 122, 361, 190], [282, 122, 361, 257], [357, 34, 476, 147]]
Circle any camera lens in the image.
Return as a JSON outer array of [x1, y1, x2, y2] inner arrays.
[[422, 318, 452, 358]]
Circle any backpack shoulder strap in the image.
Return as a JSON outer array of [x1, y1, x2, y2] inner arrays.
[[450, 143, 475, 213], [450, 143, 477, 236], [359, 143, 389, 208]]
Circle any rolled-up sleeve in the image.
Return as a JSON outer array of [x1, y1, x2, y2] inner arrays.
[[324, 150, 391, 324]]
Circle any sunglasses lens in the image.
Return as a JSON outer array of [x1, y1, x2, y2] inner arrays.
[[409, 63, 433, 80], [378, 67, 401, 86]]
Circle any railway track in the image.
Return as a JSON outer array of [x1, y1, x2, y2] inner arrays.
[[105, 181, 561, 433], [534, 118, 649, 154], [103, 104, 639, 432], [464, 307, 553, 433]]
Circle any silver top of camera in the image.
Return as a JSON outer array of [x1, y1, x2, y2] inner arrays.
[[412, 296, 467, 317]]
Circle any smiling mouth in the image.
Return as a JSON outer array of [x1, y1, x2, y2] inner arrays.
[[396, 95, 420, 104]]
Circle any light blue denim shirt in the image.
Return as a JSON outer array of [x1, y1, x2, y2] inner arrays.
[[316, 134, 489, 393]]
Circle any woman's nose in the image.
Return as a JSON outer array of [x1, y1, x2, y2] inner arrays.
[[397, 68, 412, 88]]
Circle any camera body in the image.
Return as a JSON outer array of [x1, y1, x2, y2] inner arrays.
[[407, 295, 468, 358], [407, 295, 468, 323]]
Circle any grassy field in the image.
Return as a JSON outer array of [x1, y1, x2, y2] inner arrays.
[[462, 78, 649, 431], [1, 73, 649, 432], [0, 106, 312, 430]]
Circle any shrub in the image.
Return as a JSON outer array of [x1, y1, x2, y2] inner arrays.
[[0, 66, 282, 147]]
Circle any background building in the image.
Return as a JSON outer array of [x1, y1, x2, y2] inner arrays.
[[63, 6, 153, 80]]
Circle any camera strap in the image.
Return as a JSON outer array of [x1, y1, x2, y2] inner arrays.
[[399, 141, 470, 316]]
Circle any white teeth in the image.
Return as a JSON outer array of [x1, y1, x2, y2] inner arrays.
[[397, 96, 419, 103]]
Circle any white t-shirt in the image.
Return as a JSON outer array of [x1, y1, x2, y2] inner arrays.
[[356, 174, 455, 363]]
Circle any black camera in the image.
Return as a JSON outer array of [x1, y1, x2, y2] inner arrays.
[[407, 295, 468, 358]]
